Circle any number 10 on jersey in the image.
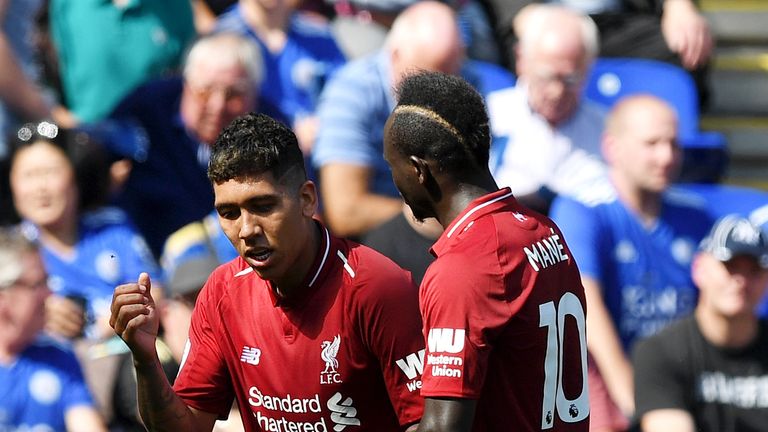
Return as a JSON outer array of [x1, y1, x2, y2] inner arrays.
[[539, 292, 589, 429]]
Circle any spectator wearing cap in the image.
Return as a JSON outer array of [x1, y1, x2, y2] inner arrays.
[[632, 215, 768, 432]]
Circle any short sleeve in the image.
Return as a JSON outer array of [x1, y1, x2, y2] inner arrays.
[[312, 62, 380, 169], [356, 254, 425, 426], [632, 332, 691, 417], [173, 276, 235, 418], [549, 195, 604, 280], [419, 252, 507, 399]]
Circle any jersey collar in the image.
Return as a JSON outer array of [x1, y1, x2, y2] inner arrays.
[[431, 187, 516, 257], [265, 221, 341, 308]]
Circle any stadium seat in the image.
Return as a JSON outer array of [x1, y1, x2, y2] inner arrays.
[[584, 58, 728, 183], [676, 183, 768, 224]]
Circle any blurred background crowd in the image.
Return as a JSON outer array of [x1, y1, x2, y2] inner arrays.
[[0, 0, 767, 431]]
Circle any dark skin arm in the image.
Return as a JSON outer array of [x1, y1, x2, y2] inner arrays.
[[111, 273, 218, 431], [416, 398, 477, 432]]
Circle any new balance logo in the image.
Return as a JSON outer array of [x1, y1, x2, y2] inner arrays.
[[240, 346, 262, 365], [427, 328, 465, 353], [327, 392, 361, 431], [395, 349, 425, 380]]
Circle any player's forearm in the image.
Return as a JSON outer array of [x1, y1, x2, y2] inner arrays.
[[641, 409, 696, 432], [325, 193, 401, 237], [582, 278, 634, 415], [416, 398, 476, 432], [0, 34, 51, 120], [319, 163, 403, 237], [592, 347, 634, 415], [134, 356, 202, 432], [586, 315, 634, 415]]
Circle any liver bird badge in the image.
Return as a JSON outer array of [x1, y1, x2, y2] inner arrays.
[[321, 335, 341, 374]]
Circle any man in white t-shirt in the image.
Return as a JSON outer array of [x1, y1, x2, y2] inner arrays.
[[487, 4, 606, 213]]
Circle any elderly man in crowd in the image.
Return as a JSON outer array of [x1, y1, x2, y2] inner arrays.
[[0, 227, 107, 431], [108, 32, 263, 257], [487, 4, 607, 214]]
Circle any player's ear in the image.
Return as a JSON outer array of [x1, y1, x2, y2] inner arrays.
[[409, 156, 431, 187], [602, 132, 617, 165], [298, 180, 318, 218]]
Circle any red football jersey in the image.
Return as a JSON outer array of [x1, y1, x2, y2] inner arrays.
[[420, 188, 590, 431], [174, 226, 425, 431]]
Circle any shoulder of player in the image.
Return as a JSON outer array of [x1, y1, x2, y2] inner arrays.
[[453, 205, 552, 248], [337, 241, 416, 295], [334, 243, 420, 327], [445, 209, 572, 268], [424, 225, 502, 289], [198, 257, 252, 300]]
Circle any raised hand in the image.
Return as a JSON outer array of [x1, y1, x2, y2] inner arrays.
[[45, 295, 86, 339], [662, 0, 713, 70], [110, 272, 159, 364]]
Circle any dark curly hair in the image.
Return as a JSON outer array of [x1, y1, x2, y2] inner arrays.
[[207, 113, 306, 188], [388, 71, 491, 176]]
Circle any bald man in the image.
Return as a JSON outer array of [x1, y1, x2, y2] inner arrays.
[[487, 4, 607, 214], [550, 95, 714, 429], [312, 0, 515, 238]]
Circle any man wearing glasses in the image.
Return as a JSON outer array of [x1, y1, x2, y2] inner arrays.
[[108, 32, 263, 258], [486, 4, 607, 214], [0, 227, 107, 431]]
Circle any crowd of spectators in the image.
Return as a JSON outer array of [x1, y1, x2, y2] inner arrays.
[[1, 0, 766, 431]]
